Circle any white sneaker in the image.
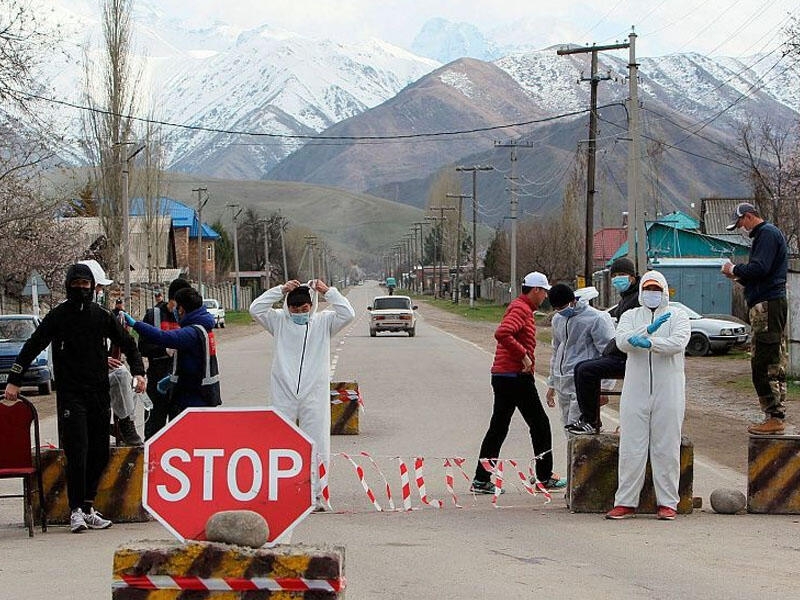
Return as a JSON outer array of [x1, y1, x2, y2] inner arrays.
[[83, 507, 112, 529], [70, 509, 88, 533]]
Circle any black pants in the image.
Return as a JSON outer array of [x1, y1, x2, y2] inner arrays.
[[474, 374, 553, 483], [574, 354, 627, 428], [57, 389, 112, 511], [144, 360, 178, 440]]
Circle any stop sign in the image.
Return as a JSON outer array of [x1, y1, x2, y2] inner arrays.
[[143, 407, 314, 544]]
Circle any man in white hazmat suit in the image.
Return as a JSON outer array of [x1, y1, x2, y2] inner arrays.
[[545, 284, 615, 428], [249, 278, 355, 509], [606, 270, 690, 521]]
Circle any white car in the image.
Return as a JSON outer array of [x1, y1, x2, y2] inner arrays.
[[203, 298, 226, 328], [368, 295, 417, 337]]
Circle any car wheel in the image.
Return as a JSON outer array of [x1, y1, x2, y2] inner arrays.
[[370, 329, 377, 337], [38, 381, 52, 395], [686, 332, 710, 356], [713, 346, 731, 355], [408, 327, 416, 337]]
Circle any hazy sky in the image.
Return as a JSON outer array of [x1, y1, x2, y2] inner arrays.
[[67, 0, 799, 58]]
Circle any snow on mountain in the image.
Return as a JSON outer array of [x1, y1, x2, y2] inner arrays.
[[411, 17, 498, 62]]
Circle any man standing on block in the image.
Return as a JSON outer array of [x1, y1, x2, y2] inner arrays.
[[721, 202, 789, 435], [606, 270, 690, 521], [249, 279, 355, 510], [471, 272, 565, 494]]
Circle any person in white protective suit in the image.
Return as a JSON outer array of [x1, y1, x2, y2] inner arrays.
[[545, 284, 615, 429], [249, 279, 355, 510], [606, 270, 690, 521]]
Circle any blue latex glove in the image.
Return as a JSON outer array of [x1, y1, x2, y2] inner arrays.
[[157, 375, 172, 395], [646, 312, 671, 334], [628, 335, 652, 349], [121, 311, 136, 327]]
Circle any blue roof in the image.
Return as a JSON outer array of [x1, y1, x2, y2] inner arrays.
[[129, 197, 219, 239], [652, 210, 699, 230]]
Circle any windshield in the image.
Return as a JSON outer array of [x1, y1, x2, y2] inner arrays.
[[373, 297, 411, 310], [0, 318, 36, 341], [203, 300, 218, 309], [669, 302, 701, 319]]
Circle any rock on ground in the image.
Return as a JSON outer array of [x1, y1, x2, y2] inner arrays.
[[206, 510, 269, 548], [710, 488, 747, 514]]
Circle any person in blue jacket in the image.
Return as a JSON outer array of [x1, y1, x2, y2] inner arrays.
[[123, 287, 221, 411]]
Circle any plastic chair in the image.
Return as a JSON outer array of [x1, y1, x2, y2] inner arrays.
[[0, 394, 47, 536]]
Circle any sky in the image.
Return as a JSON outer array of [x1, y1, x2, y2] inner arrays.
[[139, 0, 799, 58]]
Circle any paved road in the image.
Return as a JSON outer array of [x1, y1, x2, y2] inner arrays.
[[1, 281, 798, 599]]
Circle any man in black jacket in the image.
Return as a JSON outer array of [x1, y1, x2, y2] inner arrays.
[[722, 202, 788, 434], [566, 257, 641, 434], [138, 278, 190, 439], [3, 263, 147, 533]]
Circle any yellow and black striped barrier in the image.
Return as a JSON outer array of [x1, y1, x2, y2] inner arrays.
[[112, 541, 346, 599], [32, 446, 149, 525], [330, 381, 360, 435], [567, 434, 694, 514], [748, 434, 800, 514]]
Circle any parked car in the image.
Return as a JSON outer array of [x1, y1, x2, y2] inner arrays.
[[203, 299, 226, 328], [367, 295, 417, 337], [606, 301, 749, 357], [0, 314, 52, 395]]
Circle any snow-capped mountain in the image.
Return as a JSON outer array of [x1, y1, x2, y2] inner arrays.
[[411, 17, 499, 63]]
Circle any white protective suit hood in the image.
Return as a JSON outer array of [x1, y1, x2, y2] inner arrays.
[[638, 270, 670, 312]]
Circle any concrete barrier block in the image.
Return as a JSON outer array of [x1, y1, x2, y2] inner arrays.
[[748, 434, 800, 514], [112, 541, 345, 599], [32, 446, 149, 525], [567, 434, 694, 514], [330, 381, 360, 435]]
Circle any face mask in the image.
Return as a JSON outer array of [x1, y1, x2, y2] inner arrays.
[[290, 312, 310, 325], [558, 306, 576, 319], [611, 276, 631, 293], [96, 290, 104, 302], [642, 290, 663, 309], [67, 286, 93, 308]]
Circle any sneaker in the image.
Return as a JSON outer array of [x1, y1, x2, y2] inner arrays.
[[530, 474, 567, 489], [70, 509, 88, 533], [83, 507, 112, 529], [605, 506, 636, 519], [747, 417, 785, 435], [470, 479, 505, 495], [657, 506, 677, 520], [565, 418, 598, 435], [117, 417, 144, 446]]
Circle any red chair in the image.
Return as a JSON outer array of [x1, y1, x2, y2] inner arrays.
[[0, 395, 47, 536]]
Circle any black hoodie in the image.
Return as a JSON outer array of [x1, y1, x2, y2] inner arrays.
[[8, 264, 145, 392]]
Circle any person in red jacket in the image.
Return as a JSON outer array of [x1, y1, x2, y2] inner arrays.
[[471, 272, 566, 494]]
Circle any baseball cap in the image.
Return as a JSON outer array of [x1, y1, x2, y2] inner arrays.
[[78, 259, 113, 286], [725, 202, 758, 231], [641, 277, 663, 290], [522, 271, 551, 290]]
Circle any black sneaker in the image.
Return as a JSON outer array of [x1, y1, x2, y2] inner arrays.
[[566, 419, 597, 435], [470, 479, 505, 495]]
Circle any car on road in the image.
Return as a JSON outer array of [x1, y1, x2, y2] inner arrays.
[[0, 314, 52, 395], [606, 301, 749, 357], [203, 298, 226, 328], [368, 295, 418, 337]]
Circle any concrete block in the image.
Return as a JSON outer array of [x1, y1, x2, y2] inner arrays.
[[748, 434, 800, 514], [330, 381, 360, 435], [112, 541, 345, 599], [567, 434, 694, 514], [32, 446, 149, 525]]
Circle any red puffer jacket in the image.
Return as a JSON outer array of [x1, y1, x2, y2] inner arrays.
[[491, 295, 537, 374]]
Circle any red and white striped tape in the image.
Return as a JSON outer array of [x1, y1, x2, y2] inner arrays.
[[443, 458, 461, 507], [398, 458, 413, 511], [330, 389, 363, 407], [112, 575, 345, 592], [318, 460, 332, 510], [361, 451, 395, 511], [414, 457, 443, 508], [341, 452, 381, 511]]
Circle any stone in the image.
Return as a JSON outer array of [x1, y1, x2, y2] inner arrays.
[[710, 488, 746, 514], [205, 510, 269, 548]]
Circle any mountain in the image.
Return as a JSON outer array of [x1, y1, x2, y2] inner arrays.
[[411, 18, 498, 63]]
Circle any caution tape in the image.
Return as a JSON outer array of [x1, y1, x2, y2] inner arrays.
[[112, 575, 345, 592], [330, 388, 363, 408]]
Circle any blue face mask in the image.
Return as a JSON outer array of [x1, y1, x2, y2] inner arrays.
[[558, 306, 576, 319], [611, 276, 631, 293], [290, 312, 310, 325]]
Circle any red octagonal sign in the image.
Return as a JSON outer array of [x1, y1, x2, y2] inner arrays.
[[143, 407, 314, 545]]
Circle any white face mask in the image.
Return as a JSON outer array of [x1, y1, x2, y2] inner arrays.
[[642, 290, 662, 309]]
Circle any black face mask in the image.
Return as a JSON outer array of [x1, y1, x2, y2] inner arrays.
[[67, 287, 93, 309]]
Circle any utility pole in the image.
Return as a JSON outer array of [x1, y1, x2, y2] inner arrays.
[[429, 204, 456, 298], [227, 204, 243, 310], [115, 141, 145, 304], [304, 235, 318, 281], [456, 165, 493, 307], [493, 141, 534, 296], [423, 215, 441, 296], [558, 40, 628, 285], [261, 219, 271, 289], [446, 193, 471, 303], [626, 29, 646, 274], [192, 187, 209, 295], [278, 211, 289, 282]]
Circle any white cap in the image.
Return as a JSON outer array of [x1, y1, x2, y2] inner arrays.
[[78, 259, 113, 286], [522, 271, 551, 290]]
